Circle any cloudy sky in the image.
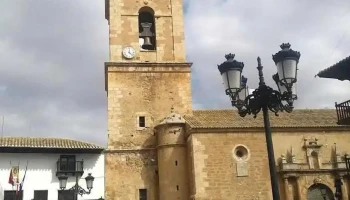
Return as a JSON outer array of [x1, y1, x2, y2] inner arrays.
[[0, 0, 349, 146]]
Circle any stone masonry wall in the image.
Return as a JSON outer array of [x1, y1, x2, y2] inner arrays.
[[106, 65, 192, 150], [190, 132, 272, 200], [105, 151, 159, 200], [105, 63, 192, 200], [189, 129, 350, 200]]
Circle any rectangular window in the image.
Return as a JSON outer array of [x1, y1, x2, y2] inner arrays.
[[34, 190, 48, 200], [139, 189, 147, 200], [58, 190, 76, 200], [138, 116, 146, 128], [4, 190, 23, 200], [59, 155, 76, 171]]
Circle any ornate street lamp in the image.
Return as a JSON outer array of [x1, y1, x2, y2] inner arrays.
[[218, 54, 245, 108], [85, 173, 95, 191], [58, 173, 95, 199], [58, 174, 68, 190], [218, 43, 301, 200]]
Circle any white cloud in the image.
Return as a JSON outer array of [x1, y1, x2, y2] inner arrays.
[[185, 0, 350, 109]]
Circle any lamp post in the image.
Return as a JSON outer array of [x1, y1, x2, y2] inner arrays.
[[58, 173, 95, 200], [345, 154, 350, 176], [217, 43, 301, 200], [334, 177, 343, 200]]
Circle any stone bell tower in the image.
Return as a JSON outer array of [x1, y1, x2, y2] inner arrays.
[[104, 0, 192, 199]]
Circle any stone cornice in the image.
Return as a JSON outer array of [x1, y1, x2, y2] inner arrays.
[[156, 143, 186, 149], [105, 61, 192, 71], [187, 126, 350, 134], [104, 148, 156, 153], [280, 168, 348, 174], [120, 14, 172, 17]]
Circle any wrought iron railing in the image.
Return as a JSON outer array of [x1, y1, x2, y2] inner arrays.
[[56, 160, 84, 175], [335, 100, 350, 125], [345, 155, 350, 175]]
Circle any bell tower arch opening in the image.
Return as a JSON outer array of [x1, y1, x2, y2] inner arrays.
[[138, 6, 156, 51]]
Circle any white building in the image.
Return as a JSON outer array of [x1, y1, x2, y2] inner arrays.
[[0, 137, 105, 200]]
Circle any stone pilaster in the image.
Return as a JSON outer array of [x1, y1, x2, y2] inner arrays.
[[284, 178, 290, 200]]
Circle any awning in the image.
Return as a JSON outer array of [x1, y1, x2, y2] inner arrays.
[[316, 55, 350, 81]]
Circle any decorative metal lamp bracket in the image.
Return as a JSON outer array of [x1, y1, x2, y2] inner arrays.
[[69, 184, 91, 196], [238, 58, 294, 118]]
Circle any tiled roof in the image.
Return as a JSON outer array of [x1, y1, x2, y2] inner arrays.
[[184, 109, 344, 128], [317, 55, 350, 81], [0, 137, 104, 150]]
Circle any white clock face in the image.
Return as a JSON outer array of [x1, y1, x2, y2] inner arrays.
[[122, 47, 136, 59]]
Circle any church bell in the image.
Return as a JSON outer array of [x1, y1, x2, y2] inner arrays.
[[140, 22, 154, 50], [142, 37, 153, 50]]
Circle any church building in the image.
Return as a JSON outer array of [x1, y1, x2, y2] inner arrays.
[[103, 0, 350, 199]]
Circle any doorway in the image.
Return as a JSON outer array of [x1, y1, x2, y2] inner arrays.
[[58, 190, 76, 200], [307, 183, 334, 200]]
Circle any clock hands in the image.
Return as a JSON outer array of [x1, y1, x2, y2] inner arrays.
[[123, 47, 135, 59]]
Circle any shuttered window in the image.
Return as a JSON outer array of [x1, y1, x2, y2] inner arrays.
[[4, 190, 23, 200], [139, 189, 147, 200], [34, 190, 48, 200], [58, 190, 76, 200]]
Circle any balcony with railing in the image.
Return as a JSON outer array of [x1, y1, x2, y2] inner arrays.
[[317, 56, 350, 125], [346, 155, 350, 175], [56, 160, 84, 176], [335, 100, 350, 125]]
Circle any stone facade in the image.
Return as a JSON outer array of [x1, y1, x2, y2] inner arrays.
[[187, 126, 350, 199], [183, 110, 350, 200], [103, 0, 350, 199], [188, 132, 271, 199], [104, 0, 192, 199], [105, 0, 186, 62]]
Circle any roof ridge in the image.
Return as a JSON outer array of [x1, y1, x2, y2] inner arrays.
[[192, 108, 336, 111], [0, 136, 105, 150]]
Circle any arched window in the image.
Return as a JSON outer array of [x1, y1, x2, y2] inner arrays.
[[138, 7, 156, 51]]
